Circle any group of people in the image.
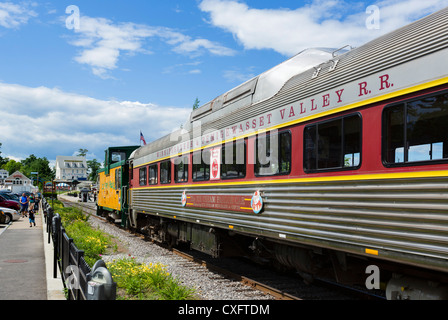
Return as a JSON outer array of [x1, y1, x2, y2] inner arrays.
[[19, 193, 40, 227]]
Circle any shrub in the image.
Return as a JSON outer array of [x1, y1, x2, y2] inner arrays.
[[51, 199, 113, 266], [107, 257, 196, 300], [64, 220, 112, 266], [50, 201, 197, 300]]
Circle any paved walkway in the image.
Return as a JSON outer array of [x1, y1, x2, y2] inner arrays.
[[0, 205, 65, 300]]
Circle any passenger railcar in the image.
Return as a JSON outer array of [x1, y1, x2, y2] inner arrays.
[[96, 146, 139, 227], [127, 8, 448, 299]]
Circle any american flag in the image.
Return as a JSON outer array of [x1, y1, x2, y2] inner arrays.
[[140, 131, 146, 145]]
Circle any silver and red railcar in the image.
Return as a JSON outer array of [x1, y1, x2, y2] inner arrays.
[[127, 7, 448, 299]]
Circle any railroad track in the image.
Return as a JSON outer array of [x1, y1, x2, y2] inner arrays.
[[60, 198, 385, 300]]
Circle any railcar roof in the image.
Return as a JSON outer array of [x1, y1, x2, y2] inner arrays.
[[130, 6, 448, 163]]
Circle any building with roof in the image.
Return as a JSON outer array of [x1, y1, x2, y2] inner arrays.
[[3, 171, 37, 194], [55, 156, 88, 182]]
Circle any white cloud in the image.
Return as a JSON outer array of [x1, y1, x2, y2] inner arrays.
[[171, 37, 236, 57], [0, 2, 37, 29], [0, 82, 191, 161], [223, 67, 255, 83], [199, 0, 448, 57], [67, 15, 235, 78]]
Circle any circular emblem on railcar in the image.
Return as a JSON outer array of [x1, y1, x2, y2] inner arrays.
[[251, 190, 263, 214], [181, 191, 187, 207]]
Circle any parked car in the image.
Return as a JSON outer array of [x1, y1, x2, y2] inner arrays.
[[0, 195, 20, 211], [0, 192, 19, 202], [0, 210, 8, 224], [0, 206, 20, 222]]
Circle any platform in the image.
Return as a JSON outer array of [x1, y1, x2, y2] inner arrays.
[[0, 205, 65, 300]]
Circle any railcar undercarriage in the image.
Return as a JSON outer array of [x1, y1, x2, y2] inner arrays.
[[132, 211, 448, 300]]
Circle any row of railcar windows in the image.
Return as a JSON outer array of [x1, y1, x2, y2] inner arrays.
[[137, 90, 448, 186], [138, 131, 293, 186]]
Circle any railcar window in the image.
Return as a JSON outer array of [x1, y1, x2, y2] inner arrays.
[[383, 91, 448, 165], [304, 114, 361, 172], [255, 131, 291, 176], [160, 160, 171, 184], [221, 139, 246, 179], [193, 149, 210, 181], [174, 156, 189, 183], [148, 164, 158, 185], [139, 167, 147, 186]]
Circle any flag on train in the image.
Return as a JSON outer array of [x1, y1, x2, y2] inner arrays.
[[140, 130, 146, 145]]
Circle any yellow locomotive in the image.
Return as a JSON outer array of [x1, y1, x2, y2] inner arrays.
[[96, 146, 139, 227]]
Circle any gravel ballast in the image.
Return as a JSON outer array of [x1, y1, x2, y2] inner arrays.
[[86, 214, 274, 300]]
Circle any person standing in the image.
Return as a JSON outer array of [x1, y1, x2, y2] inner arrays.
[[20, 193, 28, 217], [29, 208, 35, 227], [34, 193, 40, 211], [29, 193, 35, 213]]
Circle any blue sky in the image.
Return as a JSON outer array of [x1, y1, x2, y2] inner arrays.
[[0, 0, 447, 168]]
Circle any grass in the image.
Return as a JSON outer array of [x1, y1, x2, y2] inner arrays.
[[51, 199, 197, 300]]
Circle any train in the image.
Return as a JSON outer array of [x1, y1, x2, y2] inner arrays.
[[97, 7, 448, 299], [96, 146, 139, 227]]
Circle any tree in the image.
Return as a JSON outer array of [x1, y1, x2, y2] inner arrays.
[[77, 148, 88, 157], [20, 154, 54, 189], [87, 159, 101, 182], [192, 97, 200, 110], [4, 159, 22, 175]]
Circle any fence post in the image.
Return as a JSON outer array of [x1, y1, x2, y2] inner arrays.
[[52, 214, 60, 279]]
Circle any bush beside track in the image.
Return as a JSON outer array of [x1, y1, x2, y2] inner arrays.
[[50, 199, 197, 300]]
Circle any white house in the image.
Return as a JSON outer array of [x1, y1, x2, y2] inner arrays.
[[4, 171, 37, 194], [55, 156, 88, 182]]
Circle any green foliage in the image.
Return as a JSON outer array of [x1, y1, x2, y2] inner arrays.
[[77, 148, 88, 157], [42, 192, 57, 199], [21, 154, 54, 180], [192, 97, 200, 110], [87, 158, 101, 182], [3, 159, 22, 175], [50, 200, 196, 300], [65, 220, 112, 266], [0, 141, 102, 187], [1, 153, 54, 190], [108, 257, 197, 300], [51, 200, 114, 266]]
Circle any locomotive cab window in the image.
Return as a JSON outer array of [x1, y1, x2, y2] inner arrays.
[[174, 156, 189, 183], [383, 91, 448, 165], [139, 167, 147, 186], [160, 160, 171, 184], [221, 139, 246, 179], [111, 151, 126, 163], [255, 130, 291, 176], [304, 113, 361, 172]]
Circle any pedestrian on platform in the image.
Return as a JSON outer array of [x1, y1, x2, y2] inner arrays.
[[20, 193, 28, 217], [29, 208, 35, 227], [29, 193, 35, 213], [34, 193, 40, 209]]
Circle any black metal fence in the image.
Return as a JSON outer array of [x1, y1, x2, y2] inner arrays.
[[42, 197, 108, 300]]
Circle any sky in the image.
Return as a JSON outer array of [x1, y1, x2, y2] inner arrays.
[[0, 0, 447, 168]]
